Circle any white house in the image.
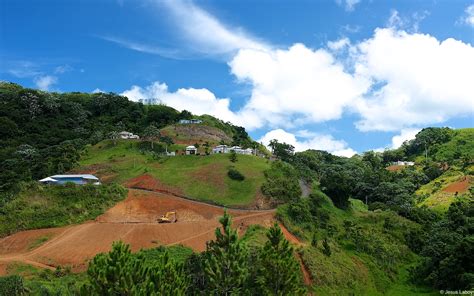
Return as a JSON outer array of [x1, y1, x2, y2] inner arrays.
[[179, 119, 203, 124], [213, 145, 253, 155], [394, 161, 415, 166], [119, 131, 140, 139], [212, 145, 229, 154], [186, 145, 197, 155]]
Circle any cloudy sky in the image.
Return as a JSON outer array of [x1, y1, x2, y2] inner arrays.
[[1, 0, 473, 156]]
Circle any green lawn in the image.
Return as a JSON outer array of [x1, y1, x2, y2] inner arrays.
[[79, 140, 270, 207]]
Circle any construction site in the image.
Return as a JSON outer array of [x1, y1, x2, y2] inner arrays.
[[0, 188, 292, 274]]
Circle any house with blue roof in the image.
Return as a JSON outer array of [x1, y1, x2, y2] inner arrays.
[[39, 174, 101, 185]]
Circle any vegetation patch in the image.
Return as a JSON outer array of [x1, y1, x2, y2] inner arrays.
[[27, 235, 52, 251], [227, 167, 245, 181], [0, 183, 127, 237]]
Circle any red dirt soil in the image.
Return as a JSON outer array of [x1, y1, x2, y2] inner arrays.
[[0, 189, 279, 275], [124, 174, 184, 195], [442, 176, 471, 193], [386, 165, 404, 172]]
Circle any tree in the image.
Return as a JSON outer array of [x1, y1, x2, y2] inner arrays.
[[256, 223, 306, 295], [109, 131, 119, 146], [203, 211, 250, 294], [160, 135, 174, 153], [143, 124, 161, 149], [146, 104, 179, 127], [269, 139, 295, 162], [81, 241, 188, 295], [261, 161, 302, 203], [229, 150, 237, 162]]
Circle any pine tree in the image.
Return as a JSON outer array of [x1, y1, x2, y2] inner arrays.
[[256, 223, 306, 295], [81, 241, 188, 295], [203, 210, 250, 295]]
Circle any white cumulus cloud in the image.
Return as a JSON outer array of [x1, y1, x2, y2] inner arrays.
[[460, 4, 474, 27], [390, 128, 421, 149], [258, 129, 357, 157], [352, 28, 474, 131], [229, 44, 369, 129], [34, 75, 57, 91], [121, 81, 240, 123]]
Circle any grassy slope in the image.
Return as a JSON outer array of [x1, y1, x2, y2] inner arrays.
[[416, 167, 472, 213], [277, 194, 436, 295], [79, 140, 270, 207], [413, 128, 474, 212], [0, 183, 127, 237]]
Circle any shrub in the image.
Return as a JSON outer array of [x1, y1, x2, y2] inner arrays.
[[0, 275, 26, 296], [228, 168, 245, 181]]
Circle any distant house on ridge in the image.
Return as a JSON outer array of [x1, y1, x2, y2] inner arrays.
[[179, 119, 203, 124], [119, 131, 139, 139], [393, 161, 415, 166]]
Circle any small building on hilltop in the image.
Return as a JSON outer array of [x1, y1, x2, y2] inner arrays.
[[393, 161, 415, 166], [212, 145, 254, 155], [212, 145, 229, 154], [179, 119, 203, 124], [185, 145, 197, 155], [39, 174, 101, 185], [119, 131, 140, 139]]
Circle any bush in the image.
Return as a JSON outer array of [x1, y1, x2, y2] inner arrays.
[[228, 168, 245, 181], [261, 161, 301, 202], [0, 275, 26, 296]]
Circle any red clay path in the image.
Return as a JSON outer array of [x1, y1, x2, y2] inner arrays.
[[0, 189, 290, 275]]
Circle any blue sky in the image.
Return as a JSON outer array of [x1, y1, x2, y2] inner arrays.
[[1, 0, 473, 155]]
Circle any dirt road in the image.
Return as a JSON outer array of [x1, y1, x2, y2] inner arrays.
[[0, 189, 278, 274]]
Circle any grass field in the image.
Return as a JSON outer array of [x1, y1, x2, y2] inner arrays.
[[79, 140, 271, 207]]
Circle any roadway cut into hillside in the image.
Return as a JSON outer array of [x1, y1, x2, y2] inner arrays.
[[0, 189, 286, 275]]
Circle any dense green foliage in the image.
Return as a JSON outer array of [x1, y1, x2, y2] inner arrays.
[[81, 241, 188, 295], [261, 161, 302, 203], [0, 183, 126, 237], [256, 223, 306, 295], [0, 275, 26, 296], [411, 200, 474, 290]]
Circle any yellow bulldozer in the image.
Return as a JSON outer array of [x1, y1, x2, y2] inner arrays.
[[158, 211, 177, 223]]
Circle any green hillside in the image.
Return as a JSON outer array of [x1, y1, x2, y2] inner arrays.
[[416, 168, 472, 212], [78, 139, 270, 207], [381, 127, 473, 212], [277, 190, 437, 295]]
